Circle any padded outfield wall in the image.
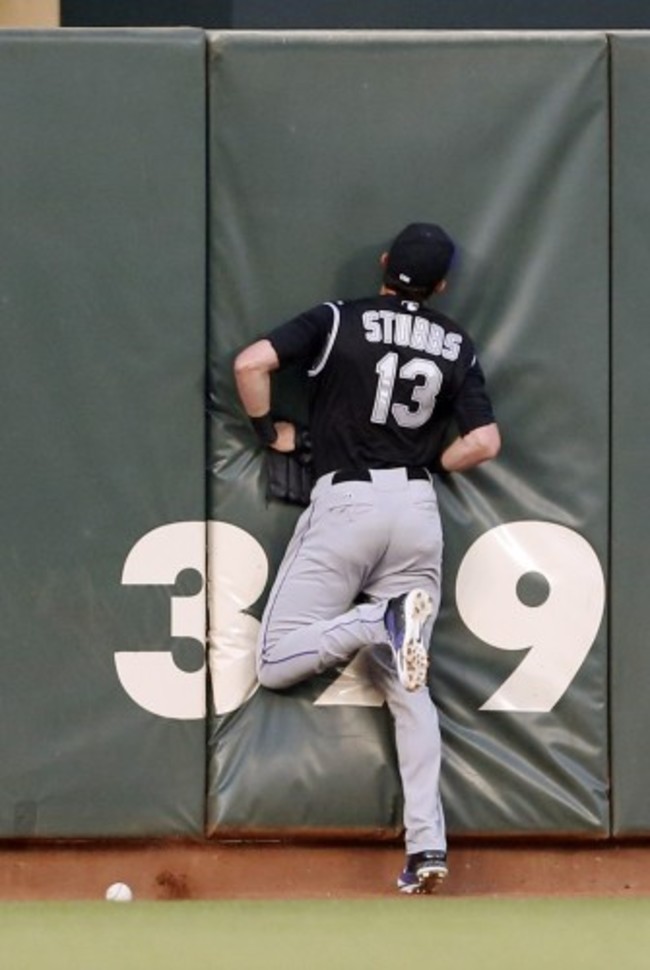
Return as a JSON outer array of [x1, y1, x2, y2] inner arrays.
[[206, 31, 609, 838], [0, 28, 207, 836], [610, 32, 650, 837], [0, 27, 646, 840]]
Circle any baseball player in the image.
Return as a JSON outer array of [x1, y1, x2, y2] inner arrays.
[[234, 223, 500, 893]]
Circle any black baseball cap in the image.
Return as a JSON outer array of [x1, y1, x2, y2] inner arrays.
[[385, 223, 455, 292]]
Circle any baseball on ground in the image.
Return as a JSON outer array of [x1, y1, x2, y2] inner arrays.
[[105, 882, 134, 902]]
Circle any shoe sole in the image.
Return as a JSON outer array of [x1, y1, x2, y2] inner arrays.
[[418, 867, 448, 894], [397, 866, 448, 895], [395, 589, 433, 692]]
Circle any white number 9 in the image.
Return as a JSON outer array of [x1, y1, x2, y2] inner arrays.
[[455, 521, 606, 712]]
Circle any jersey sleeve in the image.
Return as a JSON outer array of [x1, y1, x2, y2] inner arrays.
[[266, 303, 337, 368], [452, 356, 497, 434]]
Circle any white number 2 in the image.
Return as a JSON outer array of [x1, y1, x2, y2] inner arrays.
[[455, 521, 605, 712]]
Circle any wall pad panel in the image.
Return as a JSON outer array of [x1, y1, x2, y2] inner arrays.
[[207, 30, 610, 838], [0, 28, 207, 837]]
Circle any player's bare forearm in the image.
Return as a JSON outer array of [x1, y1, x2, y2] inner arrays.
[[439, 422, 501, 473], [234, 340, 296, 452], [233, 339, 279, 417]]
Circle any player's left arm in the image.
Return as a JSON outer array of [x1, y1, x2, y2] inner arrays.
[[233, 338, 279, 418], [438, 421, 501, 473], [437, 354, 501, 473]]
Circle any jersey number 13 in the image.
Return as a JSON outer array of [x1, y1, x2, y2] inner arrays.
[[371, 353, 443, 429]]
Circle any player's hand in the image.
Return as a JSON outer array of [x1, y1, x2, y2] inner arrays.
[[270, 421, 296, 453]]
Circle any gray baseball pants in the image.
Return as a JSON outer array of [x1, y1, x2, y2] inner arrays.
[[257, 466, 446, 855]]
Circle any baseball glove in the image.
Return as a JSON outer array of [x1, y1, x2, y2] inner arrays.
[[265, 427, 314, 507]]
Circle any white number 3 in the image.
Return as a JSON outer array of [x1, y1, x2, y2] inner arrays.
[[455, 521, 606, 712]]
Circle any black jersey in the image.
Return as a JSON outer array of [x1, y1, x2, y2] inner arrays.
[[268, 294, 495, 478]]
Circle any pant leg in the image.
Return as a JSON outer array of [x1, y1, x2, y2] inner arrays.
[[257, 478, 391, 689], [363, 475, 443, 605], [363, 639, 446, 854], [357, 478, 446, 854]]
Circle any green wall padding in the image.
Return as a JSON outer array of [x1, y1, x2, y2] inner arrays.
[[0, 29, 207, 836], [207, 31, 610, 838], [611, 32, 650, 836]]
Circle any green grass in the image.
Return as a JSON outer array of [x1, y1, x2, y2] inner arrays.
[[3, 898, 650, 970]]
